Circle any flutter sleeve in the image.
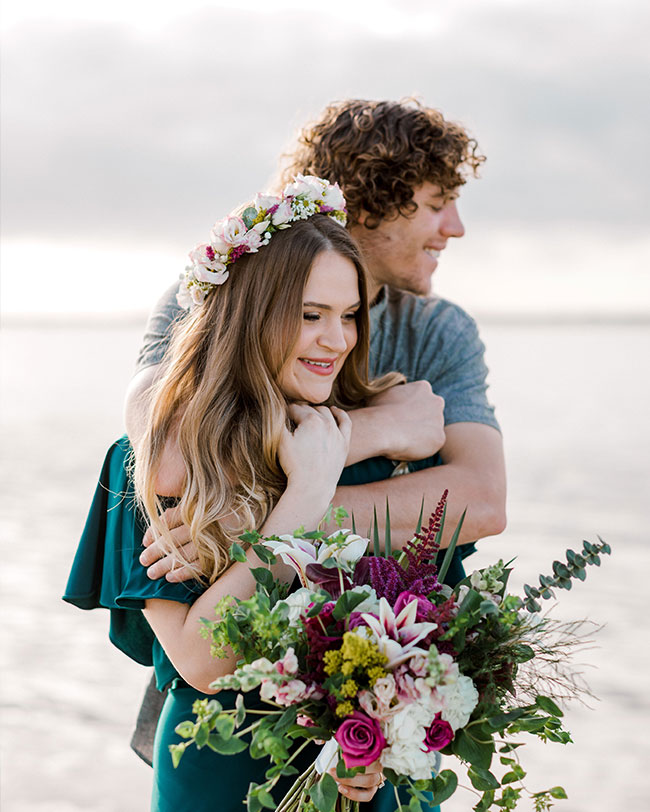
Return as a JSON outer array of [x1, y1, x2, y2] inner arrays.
[[63, 436, 203, 671]]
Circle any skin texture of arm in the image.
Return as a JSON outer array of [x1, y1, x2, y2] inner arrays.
[[331, 422, 507, 548]]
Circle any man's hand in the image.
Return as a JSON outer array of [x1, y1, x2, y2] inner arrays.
[[328, 760, 384, 803], [346, 380, 445, 465], [139, 505, 198, 582]]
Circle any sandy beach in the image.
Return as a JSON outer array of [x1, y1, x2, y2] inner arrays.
[[1, 318, 648, 811]]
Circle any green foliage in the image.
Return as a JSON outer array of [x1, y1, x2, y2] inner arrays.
[[522, 537, 611, 612], [437, 506, 467, 583], [309, 773, 338, 812], [430, 770, 458, 803]]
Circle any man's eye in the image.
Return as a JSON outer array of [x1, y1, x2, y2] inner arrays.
[[429, 204, 443, 213]]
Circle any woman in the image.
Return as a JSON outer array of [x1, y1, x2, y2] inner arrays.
[[66, 176, 444, 811]]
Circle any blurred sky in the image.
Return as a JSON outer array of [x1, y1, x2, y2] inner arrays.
[[1, 0, 649, 316]]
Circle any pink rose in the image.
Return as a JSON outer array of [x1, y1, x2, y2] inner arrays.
[[423, 713, 454, 751], [334, 711, 386, 768]]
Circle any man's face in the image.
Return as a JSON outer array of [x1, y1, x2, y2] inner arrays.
[[349, 182, 465, 300]]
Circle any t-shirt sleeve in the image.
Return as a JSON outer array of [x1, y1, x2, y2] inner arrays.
[[135, 281, 187, 372], [418, 302, 500, 431]]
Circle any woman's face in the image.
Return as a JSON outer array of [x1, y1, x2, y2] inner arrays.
[[277, 250, 360, 404]]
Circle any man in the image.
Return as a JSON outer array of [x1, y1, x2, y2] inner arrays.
[[126, 98, 506, 770]]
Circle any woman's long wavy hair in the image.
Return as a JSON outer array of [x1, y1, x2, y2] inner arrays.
[[134, 215, 403, 584]]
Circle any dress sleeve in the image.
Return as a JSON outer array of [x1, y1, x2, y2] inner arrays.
[[63, 437, 203, 665], [135, 282, 187, 372]]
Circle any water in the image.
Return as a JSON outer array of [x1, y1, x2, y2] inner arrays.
[[1, 320, 648, 811]]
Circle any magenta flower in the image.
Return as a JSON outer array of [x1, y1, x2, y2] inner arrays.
[[423, 713, 454, 751], [394, 591, 435, 622], [334, 711, 386, 768]]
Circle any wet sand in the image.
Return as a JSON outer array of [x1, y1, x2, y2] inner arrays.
[[1, 320, 648, 811]]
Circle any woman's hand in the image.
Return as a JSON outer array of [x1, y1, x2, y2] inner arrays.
[[279, 404, 351, 499], [328, 760, 385, 803]]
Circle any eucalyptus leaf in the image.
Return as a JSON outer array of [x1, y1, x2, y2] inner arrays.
[[309, 773, 338, 812], [468, 765, 500, 791], [431, 769, 458, 803], [452, 729, 494, 769]]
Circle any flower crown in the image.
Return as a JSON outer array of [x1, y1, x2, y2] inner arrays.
[[177, 174, 348, 308]]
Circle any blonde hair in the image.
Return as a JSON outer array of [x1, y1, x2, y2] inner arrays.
[[135, 215, 403, 583]]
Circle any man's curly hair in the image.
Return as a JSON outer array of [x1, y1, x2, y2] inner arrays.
[[280, 98, 485, 229]]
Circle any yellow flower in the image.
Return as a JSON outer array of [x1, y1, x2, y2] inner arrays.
[[367, 666, 388, 686], [323, 649, 343, 676], [340, 679, 358, 698], [335, 701, 355, 718]]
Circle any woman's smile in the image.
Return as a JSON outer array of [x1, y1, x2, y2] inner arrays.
[[278, 250, 360, 403]]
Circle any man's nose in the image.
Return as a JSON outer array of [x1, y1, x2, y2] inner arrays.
[[441, 201, 465, 238]]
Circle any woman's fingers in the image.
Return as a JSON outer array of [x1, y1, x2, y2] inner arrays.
[[142, 504, 183, 546], [329, 760, 385, 803], [139, 522, 194, 566]]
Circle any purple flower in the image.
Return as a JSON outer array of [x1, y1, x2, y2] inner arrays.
[[393, 591, 435, 621], [423, 713, 454, 751], [335, 711, 386, 768]]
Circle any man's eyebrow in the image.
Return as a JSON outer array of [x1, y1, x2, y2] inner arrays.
[[303, 300, 361, 310]]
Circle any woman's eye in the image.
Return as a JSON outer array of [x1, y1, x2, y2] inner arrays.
[[429, 204, 443, 213], [303, 312, 320, 322], [343, 312, 358, 321]]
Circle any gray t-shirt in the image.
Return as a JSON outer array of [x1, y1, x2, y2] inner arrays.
[[135, 282, 499, 431]]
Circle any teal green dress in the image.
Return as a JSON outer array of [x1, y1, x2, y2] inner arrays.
[[64, 438, 475, 812]]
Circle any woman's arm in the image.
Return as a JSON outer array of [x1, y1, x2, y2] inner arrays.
[[142, 406, 351, 694]]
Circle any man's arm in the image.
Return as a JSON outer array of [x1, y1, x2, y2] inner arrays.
[[331, 422, 506, 548]]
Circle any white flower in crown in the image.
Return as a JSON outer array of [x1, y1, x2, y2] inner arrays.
[[271, 199, 293, 226], [254, 193, 282, 212], [177, 175, 347, 309], [284, 173, 327, 201], [321, 182, 346, 212]]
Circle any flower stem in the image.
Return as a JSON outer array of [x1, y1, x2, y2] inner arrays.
[[275, 762, 317, 812]]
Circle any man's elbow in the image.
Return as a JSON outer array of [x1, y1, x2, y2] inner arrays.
[[475, 486, 507, 538]]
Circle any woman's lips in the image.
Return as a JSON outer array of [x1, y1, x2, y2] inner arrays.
[[299, 358, 336, 376]]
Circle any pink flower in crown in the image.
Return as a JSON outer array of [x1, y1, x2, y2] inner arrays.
[[272, 199, 293, 226], [216, 215, 249, 247], [188, 244, 229, 284], [241, 227, 264, 253]]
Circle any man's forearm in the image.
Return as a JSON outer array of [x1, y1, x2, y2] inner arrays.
[[333, 465, 505, 548], [333, 423, 507, 548]]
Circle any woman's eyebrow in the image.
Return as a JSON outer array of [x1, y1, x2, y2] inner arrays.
[[303, 300, 361, 310]]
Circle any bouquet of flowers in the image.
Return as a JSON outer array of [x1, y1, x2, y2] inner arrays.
[[172, 493, 610, 812]]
